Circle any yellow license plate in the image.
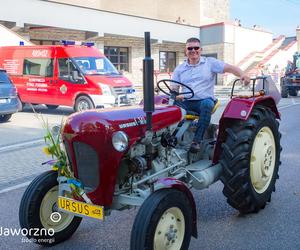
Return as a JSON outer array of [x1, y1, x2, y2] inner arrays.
[[58, 196, 104, 220]]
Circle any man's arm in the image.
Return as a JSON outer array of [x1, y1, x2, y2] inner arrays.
[[171, 67, 180, 92], [224, 63, 250, 84]]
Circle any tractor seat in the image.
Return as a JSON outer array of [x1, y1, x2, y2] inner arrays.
[[185, 99, 220, 120]]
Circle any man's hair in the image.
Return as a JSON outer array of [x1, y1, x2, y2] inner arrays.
[[186, 37, 200, 44]]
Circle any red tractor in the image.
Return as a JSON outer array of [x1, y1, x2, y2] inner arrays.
[[19, 33, 281, 249]]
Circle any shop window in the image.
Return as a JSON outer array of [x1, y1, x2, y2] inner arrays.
[[104, 46, 129, 72], [159, 51, 176, 73], [23, 58, 53, 77]]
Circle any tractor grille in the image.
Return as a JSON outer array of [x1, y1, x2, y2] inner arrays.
[[73, 141, 100, 192], [63, 141, 73, 172]]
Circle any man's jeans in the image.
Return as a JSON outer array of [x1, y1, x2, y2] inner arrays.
[[179, 98, 215, 143]]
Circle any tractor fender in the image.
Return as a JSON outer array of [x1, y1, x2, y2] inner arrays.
[[213, 96, 280, 164], [222, 96, 280, 121], [155, 178, 198, 238]]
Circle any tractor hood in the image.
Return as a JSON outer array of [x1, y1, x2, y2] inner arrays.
[[63, 105, 183, 147]]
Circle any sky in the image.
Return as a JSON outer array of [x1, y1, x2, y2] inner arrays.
[[230, 0, 300, 37]]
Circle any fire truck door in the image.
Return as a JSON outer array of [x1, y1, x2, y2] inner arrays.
[[54, 58, 86, 106], [22, 57, 56, 105]]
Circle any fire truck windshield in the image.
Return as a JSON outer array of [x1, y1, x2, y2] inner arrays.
[[73, 57, 120, 76]]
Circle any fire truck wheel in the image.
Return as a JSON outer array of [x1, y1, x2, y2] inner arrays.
[[130, 189, 192, 250], [220, 105, 281, 214], [46, 105, 59, 110], [19, 170, 82, 246], [74, 96, 95, 112], [280, 85, 288, 98], [288, 89, 297, 96], [0, 114, 12, 122]]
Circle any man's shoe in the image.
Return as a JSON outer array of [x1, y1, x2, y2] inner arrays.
[[190, 142, 201, 153]]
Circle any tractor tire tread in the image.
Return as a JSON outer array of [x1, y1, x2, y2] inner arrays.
[[220, 105, 281, 214]]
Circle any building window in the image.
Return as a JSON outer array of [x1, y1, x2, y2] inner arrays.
[[31, 40, 60, 45], [23, 58, 53, 77], [159, 51, 176, 73], [104, 46, 129, 72]]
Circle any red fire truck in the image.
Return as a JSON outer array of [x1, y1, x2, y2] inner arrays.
[[0, 41, 136, 111]]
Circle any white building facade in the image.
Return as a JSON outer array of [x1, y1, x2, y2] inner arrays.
[[0, 0, 297, 86]]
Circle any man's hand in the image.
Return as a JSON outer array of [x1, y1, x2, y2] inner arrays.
[[175, 95, 185, 101], [240, 74, 251, 85]]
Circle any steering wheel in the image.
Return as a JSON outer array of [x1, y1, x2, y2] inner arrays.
[[157, 79, 194, 100]]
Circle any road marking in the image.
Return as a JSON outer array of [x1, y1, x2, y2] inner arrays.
[[278, 102, 300, 111], [0, 181, 30, 194], [0, 138, 44, 153]]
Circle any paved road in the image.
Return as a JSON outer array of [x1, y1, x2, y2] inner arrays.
[[0, 105, 73, 190], [0, 98, 300, 249]]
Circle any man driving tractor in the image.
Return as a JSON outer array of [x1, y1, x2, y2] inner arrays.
[[172, 37, 250, 153]]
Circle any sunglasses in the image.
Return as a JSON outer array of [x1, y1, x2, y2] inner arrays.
[[187, 46, 200, 51]]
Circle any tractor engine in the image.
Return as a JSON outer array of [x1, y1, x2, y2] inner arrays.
[[114, 119, 217, 198], [116, 125, 185, 190]]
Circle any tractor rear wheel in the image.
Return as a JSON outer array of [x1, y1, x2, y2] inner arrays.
[[130, 189, 192, 250], [220, 106, 281, 214]]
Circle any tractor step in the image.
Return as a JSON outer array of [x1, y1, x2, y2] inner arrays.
[[186, 159, 212, 172]]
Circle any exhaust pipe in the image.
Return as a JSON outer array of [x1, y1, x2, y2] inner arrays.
[[143, 32, 155, 169], [143, 32, 154, 131]]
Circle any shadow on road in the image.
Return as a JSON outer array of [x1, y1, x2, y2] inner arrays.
[[21, 104, 74, 116]]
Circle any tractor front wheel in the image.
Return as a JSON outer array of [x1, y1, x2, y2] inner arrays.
[[19, 171, 82, 245], [130, 189, 192, 250], [220, 106, 281, 213]]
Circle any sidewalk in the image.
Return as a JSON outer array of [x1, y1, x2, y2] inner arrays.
[[0, 144, 51, 192]]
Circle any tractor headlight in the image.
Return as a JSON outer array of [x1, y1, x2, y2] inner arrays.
[[112, 131, 129, 152], [99, 83, 112, 96]]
